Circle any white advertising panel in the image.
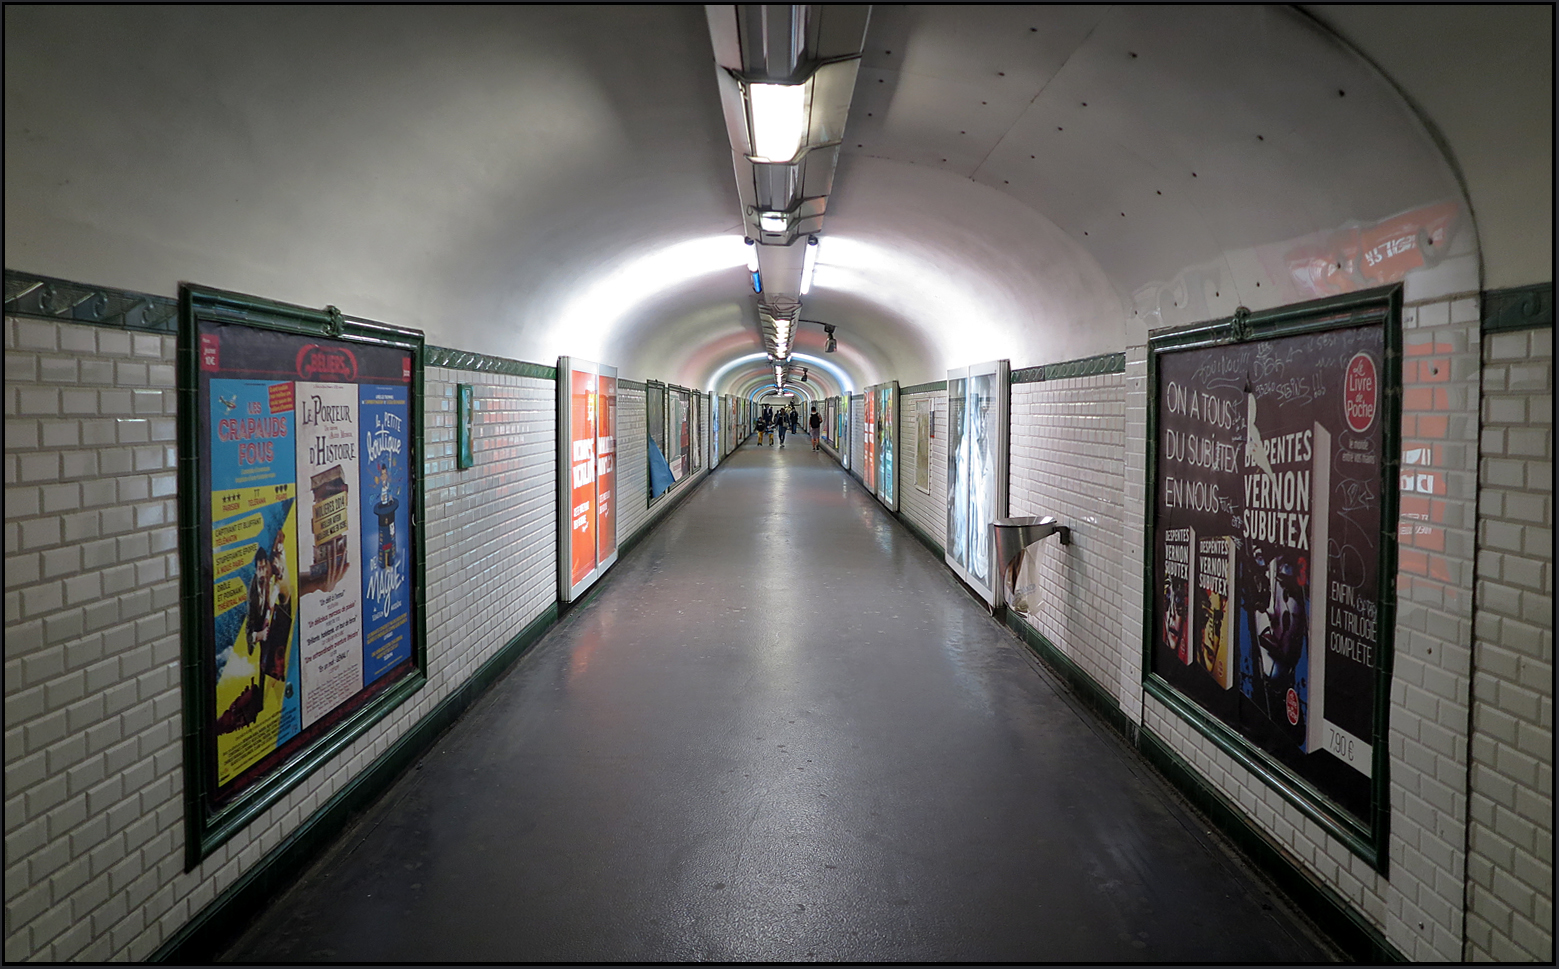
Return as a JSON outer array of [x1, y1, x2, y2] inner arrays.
[[945, 360, 1009, 605]]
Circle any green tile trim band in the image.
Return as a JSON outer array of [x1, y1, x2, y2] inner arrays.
[[426, 346, 555, 380], [5, 268, 179, 331], [1482, 281, 1553, 333], [1011, 351, 1126, 383], [899, 380, 947, 396], [893, 510, 944, 559]]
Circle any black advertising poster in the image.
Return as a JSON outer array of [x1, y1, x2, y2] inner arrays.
[[1151, 313, 1390, 829], [181, 287, 424, 865]]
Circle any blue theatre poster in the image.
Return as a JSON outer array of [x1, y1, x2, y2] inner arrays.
[[359, 384, 412, 683]]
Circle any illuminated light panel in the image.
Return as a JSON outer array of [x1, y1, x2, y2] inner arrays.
[[707, 351, 856, 394], [747, 82, 808, 163], [800, 237, 819, 295]]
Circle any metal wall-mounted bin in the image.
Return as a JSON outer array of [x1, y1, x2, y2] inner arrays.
[[991, 516, 1071, 606]]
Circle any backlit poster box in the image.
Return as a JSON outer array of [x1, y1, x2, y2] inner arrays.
[[1146, 289, 1400, 869], [864, 381, 899, 510], [945, 361, 1009, 604], [836, 396, 850, 468], [178, 285, 425, 865], [863, 390, 877, 491], [558, 357, 618, 601]]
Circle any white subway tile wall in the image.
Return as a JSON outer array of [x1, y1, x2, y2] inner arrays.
[[1120, 346, 1149, 723], [3, 315, 560, 961], [1134, 295, 1481, 961], [616, 383, 651, 543], [1008, 374, 1127, 700], [613, 384, 707, 548], [4, 304, 1552, 963], [5, 317, 180, 963], [1466, 325, 1553, 962], [897, 392, 948, 549]]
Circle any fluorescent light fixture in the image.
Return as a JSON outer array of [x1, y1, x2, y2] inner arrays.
[[745, 238, 760, 273], [800, 236, 820, 295], [748, 82, 808, 163], [706, 352, 853, 394], [758, 211, 789, 233]]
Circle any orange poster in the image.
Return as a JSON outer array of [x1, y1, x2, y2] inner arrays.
[[569, 370, 597, 587]]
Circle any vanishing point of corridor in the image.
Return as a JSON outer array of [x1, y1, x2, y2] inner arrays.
[[224, 441, 1333, 963]]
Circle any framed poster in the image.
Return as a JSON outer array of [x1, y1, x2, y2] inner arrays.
[[872, 381, 900, 511], [669, 386, 690, 480], [558, 356, 618, 602], [178, 285, 425, 866], [913, 398, 932, 494], [945, 360, 1010, 605], [837, 396, 850, 467], [1145, 288, 1400, 869], [863, 391, 877, 490]]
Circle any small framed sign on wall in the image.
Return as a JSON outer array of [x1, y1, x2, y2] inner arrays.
[[457, 384, 475, 470]]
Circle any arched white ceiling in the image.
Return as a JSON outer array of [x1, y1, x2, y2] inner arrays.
[[5, 6, 1546, 398]]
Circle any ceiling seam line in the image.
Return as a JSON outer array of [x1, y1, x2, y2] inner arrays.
[[970, 5, 1112, 179]]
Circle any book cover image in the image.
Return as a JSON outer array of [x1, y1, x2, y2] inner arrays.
[[1162, 527, 1195, 666], [1195, 535, 1236, 689], [1237, 410, 1330, 753]]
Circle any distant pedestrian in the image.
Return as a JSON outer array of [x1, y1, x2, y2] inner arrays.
[[790, 408, 799, 434], [808, 406, 822, 450], [777, 415, 788, 448]]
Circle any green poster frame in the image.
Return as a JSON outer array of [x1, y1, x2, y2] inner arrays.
[[1141, 285, 1401, 872], [177, 284, 428, 868]]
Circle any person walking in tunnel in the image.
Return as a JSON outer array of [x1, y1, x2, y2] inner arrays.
[[809, 405, 822, 450], [777, 413, 788, 448]]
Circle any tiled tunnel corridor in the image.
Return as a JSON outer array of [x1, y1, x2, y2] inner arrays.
[[222, 441, 1333, 962], [3, 5, 1551, 964]]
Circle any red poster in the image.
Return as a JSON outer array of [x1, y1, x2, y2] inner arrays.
[[569, 370, 597, 587], [596, 375, 617, 565]]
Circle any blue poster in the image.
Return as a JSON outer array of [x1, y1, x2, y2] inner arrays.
[[359, 384, 412, 683], [208, 378, 303, 784]]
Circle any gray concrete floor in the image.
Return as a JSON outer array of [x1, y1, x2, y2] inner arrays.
[[224, 439, 1337, 962]]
